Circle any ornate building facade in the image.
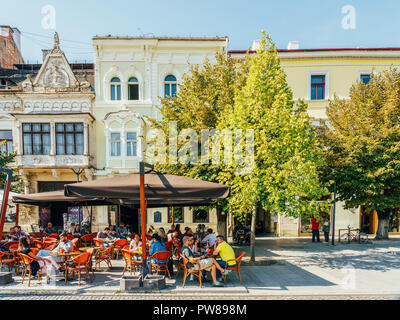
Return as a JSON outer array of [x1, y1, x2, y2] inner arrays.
[[91, 36, 228, 232], [0, 33, 96, 230]]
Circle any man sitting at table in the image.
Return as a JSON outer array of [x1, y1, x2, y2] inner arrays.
[[36, 232, 73, 263], [96, 227, 115, 247], [213, 235, 235, 283], [181, 236, 229, 287], [44, 222, 57, 235], [117, 223, 128, 236], [201, 228, 217, 248]]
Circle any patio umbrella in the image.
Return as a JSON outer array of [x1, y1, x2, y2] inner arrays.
[[64, 171, 230, 200], [12, 190, 113, 207]]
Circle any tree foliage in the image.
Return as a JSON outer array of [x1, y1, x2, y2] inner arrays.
[[319, 68, 400, 238], [217, 32, 328, 220]]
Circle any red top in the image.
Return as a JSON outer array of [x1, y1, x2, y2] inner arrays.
[[311, 218, 319, 230]]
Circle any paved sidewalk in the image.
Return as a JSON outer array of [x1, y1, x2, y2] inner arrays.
[[1, 238, 400, 299]]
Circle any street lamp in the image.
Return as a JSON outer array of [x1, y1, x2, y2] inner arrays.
[[331, 180, 337, 246]]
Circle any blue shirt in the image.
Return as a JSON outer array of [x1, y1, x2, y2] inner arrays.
[[149, 240, 166, 256]]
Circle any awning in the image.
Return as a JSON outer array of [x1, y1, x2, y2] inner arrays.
[[64, 171, 230, 201], [12, 190, 113, 207]]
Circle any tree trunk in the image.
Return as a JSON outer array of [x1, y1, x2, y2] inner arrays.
[[250, 206, 257, 262], [376, 209, 391, 240], [216, 205, 227, 240]]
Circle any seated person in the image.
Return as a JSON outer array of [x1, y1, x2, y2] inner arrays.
[[36, 232, 73, 263], [148, 234, 166, 270], [116, 223, 128, 236], [181, 227, 194, 240], [129, 234, 142, 251], [157, 227, 168, 243], [96, 227, 115, 246], [213, 235, 236, 283], [19, 237, 62, 278], [67, 223, 76, 235], [72, 225, 82, 237], [11, 225, 33, 242], [44, 222, 57, 235], [167, 224, 175, 235], [181, 236, 229, 287], [202, 228, 217, 248], [188, 235, 198, 254]]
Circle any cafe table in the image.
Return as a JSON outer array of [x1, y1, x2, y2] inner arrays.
[[49, 250, 82, 281]]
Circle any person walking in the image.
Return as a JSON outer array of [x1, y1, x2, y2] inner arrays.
[[323, 218, 330, 244], [311, 217, 321, 243]]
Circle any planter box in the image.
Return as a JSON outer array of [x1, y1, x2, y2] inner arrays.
[[143, 274, 166, 290], [0, 272, 13, 285], [120, 275, 142, 291]]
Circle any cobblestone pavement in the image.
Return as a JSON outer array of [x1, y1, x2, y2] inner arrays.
[[1, 238, 400, 299]]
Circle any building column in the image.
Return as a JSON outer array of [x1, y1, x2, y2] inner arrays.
[[16, 122, 22, 155]]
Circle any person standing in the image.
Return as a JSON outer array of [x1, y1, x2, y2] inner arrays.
[[322, 218, 330, 244], [311, 217, 321, 243]]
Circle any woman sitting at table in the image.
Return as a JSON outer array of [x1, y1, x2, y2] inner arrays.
[[19, 237, 61, 279], [148, 234, 166, 271], [129, 234, 142, 251], [157, 227, 168, 243]]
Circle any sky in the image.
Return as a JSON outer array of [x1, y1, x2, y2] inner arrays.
[[0, 0, 399, 63]]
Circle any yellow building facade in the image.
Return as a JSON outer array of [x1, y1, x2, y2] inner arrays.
[[230, 47, 400, 236]]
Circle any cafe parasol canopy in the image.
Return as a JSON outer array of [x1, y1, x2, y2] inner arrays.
[[63, 171, 230, 201]]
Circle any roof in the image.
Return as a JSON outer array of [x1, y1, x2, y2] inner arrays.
[[229, 47, 400, 55], [93, 35, 227, 41]]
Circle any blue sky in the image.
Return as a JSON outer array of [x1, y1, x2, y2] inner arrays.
[[0, 0, 399, 63]]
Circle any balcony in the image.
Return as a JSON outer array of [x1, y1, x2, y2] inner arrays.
[[16, 154, 91, 168]]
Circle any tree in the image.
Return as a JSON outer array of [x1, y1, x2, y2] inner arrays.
[[217, 32, 328, 261], [0, 141, 21, 193], [319, 68, 400, 239], [152, 49, 250, 238]]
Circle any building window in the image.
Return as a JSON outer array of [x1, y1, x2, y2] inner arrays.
[[128, 77, 139, 100], [56, 123, 84, 155], [360, 74, 371, 84], [110, 77, 121, 101], [168, 207, 184, 223], [0, 130, 13, 156], [110, 133, 121, 156], [154, 211, 162, 223], [164, 75, 177, 98], [126, 132, 137, 156], [311, 75, 325, 100], [0, 79, 6, 89], [193, 209, 209, 223], [22, 123, 50, 155]]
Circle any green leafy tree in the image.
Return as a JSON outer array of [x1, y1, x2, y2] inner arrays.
[[217, 32, 328, 260], [0, 141, 21, 193], [153, 50, 250, 237], [319, 68, 400, 239]]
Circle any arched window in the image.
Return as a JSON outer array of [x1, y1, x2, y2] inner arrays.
[[164, 74, 177, 98], [110, 77, 121, 101], [153, 211, 162, 223], [128, 77, 139, 100]]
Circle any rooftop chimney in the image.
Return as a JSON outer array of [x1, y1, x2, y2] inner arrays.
[[287, 41, 300, 50]]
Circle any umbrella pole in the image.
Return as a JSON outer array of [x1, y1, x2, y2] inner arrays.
[[140, 162, 147, 277]]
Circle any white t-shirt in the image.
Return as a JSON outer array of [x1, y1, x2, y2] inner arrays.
[[130, 240, 142, 250]]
